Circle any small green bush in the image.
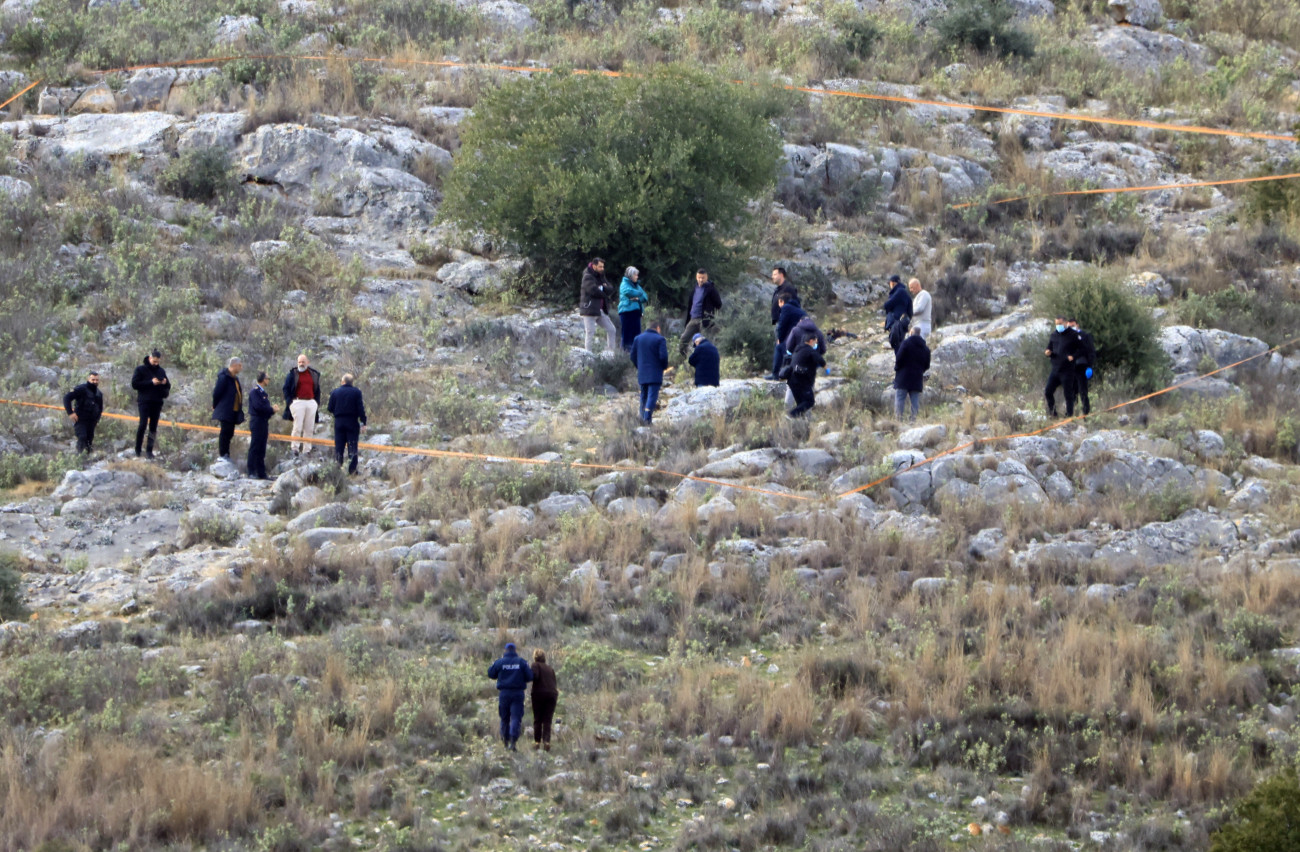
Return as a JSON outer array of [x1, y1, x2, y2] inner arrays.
[[442, 65, 785, 301], [710, 302, 774, 375], [0, 452, 77, 491], [1243, 159, 1300, 226], [1034, 269, 1170, 391], [829, 6, 881, 60], [935, 0, 1035, 59], [180, 511, 242, 548], [1209, 769, 1300, 852], [158, 146, 237, 202], [0, 550, 27, 622]]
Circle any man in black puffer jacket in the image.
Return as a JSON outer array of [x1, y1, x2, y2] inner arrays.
[[63, 371, 104, 454], [131, 349, 170, 459]]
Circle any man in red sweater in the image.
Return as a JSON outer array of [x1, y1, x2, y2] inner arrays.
[[281, 353, 322, 456]]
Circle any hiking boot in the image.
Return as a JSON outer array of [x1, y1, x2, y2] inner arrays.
[[543, 742, 551, 752]]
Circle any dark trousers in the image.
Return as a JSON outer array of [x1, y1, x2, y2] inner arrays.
[[679, 317, 706, 355], [74, 418, 98, 453], [498, 689, 525, 744], [1075, 369, 1091, 415], [217, 420, 236, 458], [335, 423, 360, 473], [136, 400, 162, 455], [639, 383, 661, 423], [771, 341, 786, 378], [247, 417, 269, 478], [1044, 368, 1077, 417], [788, 382, 815, 416], [532, 693, 557, 744], [619, 310, 642, 353]]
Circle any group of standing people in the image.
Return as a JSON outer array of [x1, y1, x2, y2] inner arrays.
[[882, 275, 936, 421], [1045, 316, 1096, 418], [63, 350, 368, 479]]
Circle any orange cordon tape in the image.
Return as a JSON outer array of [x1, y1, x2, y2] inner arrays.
[[0, 398, 813, 503], [0, 78, 40, 112], [952, 172, 1300, 210], [833, 335, 1300, 500], [4, 51, 1295, 145]]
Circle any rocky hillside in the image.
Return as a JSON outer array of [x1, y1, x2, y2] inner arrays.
[[2, 0, 1300, 849]]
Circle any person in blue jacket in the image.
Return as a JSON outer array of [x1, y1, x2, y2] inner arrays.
[[769, 294, 807, 380], [488, 642, 534, 751], [629, 320, 669, 424], [617, 266, 649, 353], [687, 334, 720, 387]]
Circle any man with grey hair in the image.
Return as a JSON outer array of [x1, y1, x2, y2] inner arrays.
[[908, 278, 933, 339], [327, 373, 367, 474], [282, 353, 322, 456], [211, 357, 245, 460]]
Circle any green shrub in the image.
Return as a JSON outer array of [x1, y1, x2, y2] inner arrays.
[[0, 550, 27, 622], [180, 511, 242, 548], [829, 5, 881, 61], [441, 65, 785, 301], [710, 302, 774, 375], [1243, 160, 1300, 226], [158, 146, 237, 202], [1034, 269, 1170, 391], [1209, 769, 1300, 852], [0, 452, 77, 491], [935, 0, 1035, 59]]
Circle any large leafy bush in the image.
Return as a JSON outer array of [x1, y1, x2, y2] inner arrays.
[[1034, 269, 1169, 391], [441, 65, 785, 300]]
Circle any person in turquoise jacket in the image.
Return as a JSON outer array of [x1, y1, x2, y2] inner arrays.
[[617, 266, 649, 353]]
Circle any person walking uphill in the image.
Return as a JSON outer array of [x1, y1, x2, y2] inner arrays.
[[579, 257, 618, 354], [769, 293, 806, 380], [327, 374, 367, 474], [617, 266, 649, 353], [883, 274, 913, 353], [768, 267, 800, 379], [786, 340, 825, 418], [630, 321, 669, 424], [247, 371, 275, 480], [688, 333, 720, 387], [530, 649, 559, 751], [211, 357, 244, 460], [488, 642, 533, 751], [63, 371, 103, 454], [130, 350, 169, 458], [894, 326, 931, 421], [282, 354, 322, 456], [1044, 315, 1079, 418], [680, 269, 722, 356]]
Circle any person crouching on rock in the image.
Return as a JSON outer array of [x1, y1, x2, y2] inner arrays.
[[488, 642, 533, 751], [786, 339, 825, 418], [688, 333, 720, 388]]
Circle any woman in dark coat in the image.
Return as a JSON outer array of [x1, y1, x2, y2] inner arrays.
[[893, 326, 931, 420], [531, 649, 559, 751]]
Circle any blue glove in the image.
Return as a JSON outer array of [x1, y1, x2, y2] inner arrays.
[[1085, 367, 1093, 379]]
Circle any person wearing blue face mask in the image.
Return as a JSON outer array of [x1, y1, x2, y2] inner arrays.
[[1044, 315, 1079, 418]]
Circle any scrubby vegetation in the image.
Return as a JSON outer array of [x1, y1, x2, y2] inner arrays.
[[442, 66, 785, 298]]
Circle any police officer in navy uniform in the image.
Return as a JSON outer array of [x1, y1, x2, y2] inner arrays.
[[488, 642, 534, 750]]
